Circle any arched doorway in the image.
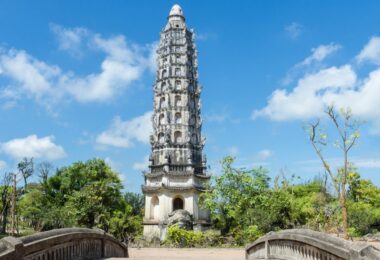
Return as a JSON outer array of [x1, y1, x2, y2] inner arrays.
[[150, 196, 159, 220], [173, 197, 184, 211], [174, 131, 182, 143]]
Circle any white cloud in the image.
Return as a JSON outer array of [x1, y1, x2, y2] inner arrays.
[[0, 135, 66, 160], [253, 65, 357, 121], [66, 34, 147, 102], [146, 42, 158, 73], [256, 149, 273, 161], [284, 23, 303, 40], [256, 38, 380, 133], [355, 159, 380, 169], [0, 25, 156, 108], [357, 36, 380, 65], [132, 155, 150, 171], [295, 157, 380, 172], [0, 160, 7, 170], [0, 49, 61, 100], [282, 43, 341, 85], [301, 44, 341, 66], [96, 111, 153, 148], [50, 24, 88, 55]]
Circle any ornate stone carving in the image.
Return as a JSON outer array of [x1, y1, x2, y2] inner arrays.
[[143, 4, 210, 240], [167, 210, 193, 230]]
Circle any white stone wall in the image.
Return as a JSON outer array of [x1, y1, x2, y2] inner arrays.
[[144, 191, 201, 222], [143, 225, 160, 241]]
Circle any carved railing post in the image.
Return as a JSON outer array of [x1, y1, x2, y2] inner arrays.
[[2, 237, 24, 260]]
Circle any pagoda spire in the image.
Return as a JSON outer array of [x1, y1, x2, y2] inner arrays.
[[168, 4, 185, 21]]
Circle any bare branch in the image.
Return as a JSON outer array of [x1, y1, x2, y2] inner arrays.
[[347, 135, 358, 152]]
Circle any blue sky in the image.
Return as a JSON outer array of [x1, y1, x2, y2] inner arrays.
[[1, 1, 380, 192]]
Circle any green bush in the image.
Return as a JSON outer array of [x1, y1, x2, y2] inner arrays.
[[348, 201, 380, 235], [165, 225, 205, 247], [232, 225, 263, 245], [203, 229, 223, 246], [165, 226, 233, 247]]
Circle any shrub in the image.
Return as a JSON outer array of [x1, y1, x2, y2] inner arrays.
[[203, 229, 223, 246], [232, 225, 263, 245], [165, 225, 205, 247]]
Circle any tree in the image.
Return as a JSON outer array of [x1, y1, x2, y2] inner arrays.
[[306, 106, 360, 239], [108, 204, 143, 243], [18, 186, 46, 230], [124, 192, 144, 216], [17, 158, 34, 191], [49, 159, 124, 229], [201, 157, 276, 243], [0, 172, 12, 234], [37, 162, 53, 184]]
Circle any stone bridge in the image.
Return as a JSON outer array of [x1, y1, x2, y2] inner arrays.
[[0, 228, 128, 260], [246, 229, 380, 260]]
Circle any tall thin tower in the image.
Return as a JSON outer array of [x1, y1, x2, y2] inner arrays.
[[142, 4, 210, 240]]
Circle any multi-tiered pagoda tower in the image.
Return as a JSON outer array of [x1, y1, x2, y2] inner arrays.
[[142, 4, 210, 240]]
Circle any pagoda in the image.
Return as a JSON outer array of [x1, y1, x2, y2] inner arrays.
[[142, 4, 210, 240]]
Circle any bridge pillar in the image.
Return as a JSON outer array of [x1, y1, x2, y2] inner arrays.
[[2, 237, 24, 260], [264, 239, 269, 259]]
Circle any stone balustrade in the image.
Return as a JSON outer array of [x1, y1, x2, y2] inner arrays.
[[0, 228, 128, 260], [246, 229, 380, 260]]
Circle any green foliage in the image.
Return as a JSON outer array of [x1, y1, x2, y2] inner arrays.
[[17, 158, 143, 241], [124, 192, 144, 215], [165, 225, 205, 247], [347, 173, 380, 235], [287, 179, 335, 230], [201, 156, 292, 244], [164, 226, 226, 247], [201, 157, 271, 236], [108, 205, 143, 242], [232, 225, 262, 245], [11, 155, 380, 246], [201, 157, 380, 244], [202, 229, 223, 246]]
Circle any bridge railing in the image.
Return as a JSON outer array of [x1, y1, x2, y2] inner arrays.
[[0, 228, 128, 260], [245, 229, 380, 260]]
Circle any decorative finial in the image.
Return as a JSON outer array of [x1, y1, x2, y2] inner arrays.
[[169, 4, 183, 16], [168, 4, 184, 21]]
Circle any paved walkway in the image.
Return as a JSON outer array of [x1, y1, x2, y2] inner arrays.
[[107, 243, 379, 260], [108, 247, 245, 260]]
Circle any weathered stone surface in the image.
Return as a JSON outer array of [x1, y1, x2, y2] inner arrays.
[[167, 209, 193, 230], [142, 4, 210, 240], [246, 229, 380, 260], [363, 233, 380, 242], [0, 227, 128, 260]]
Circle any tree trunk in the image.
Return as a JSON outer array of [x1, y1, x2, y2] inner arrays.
[[1, 205, 9, 234], [340, 191, 349, 240], [11, 174, 16, 236]]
